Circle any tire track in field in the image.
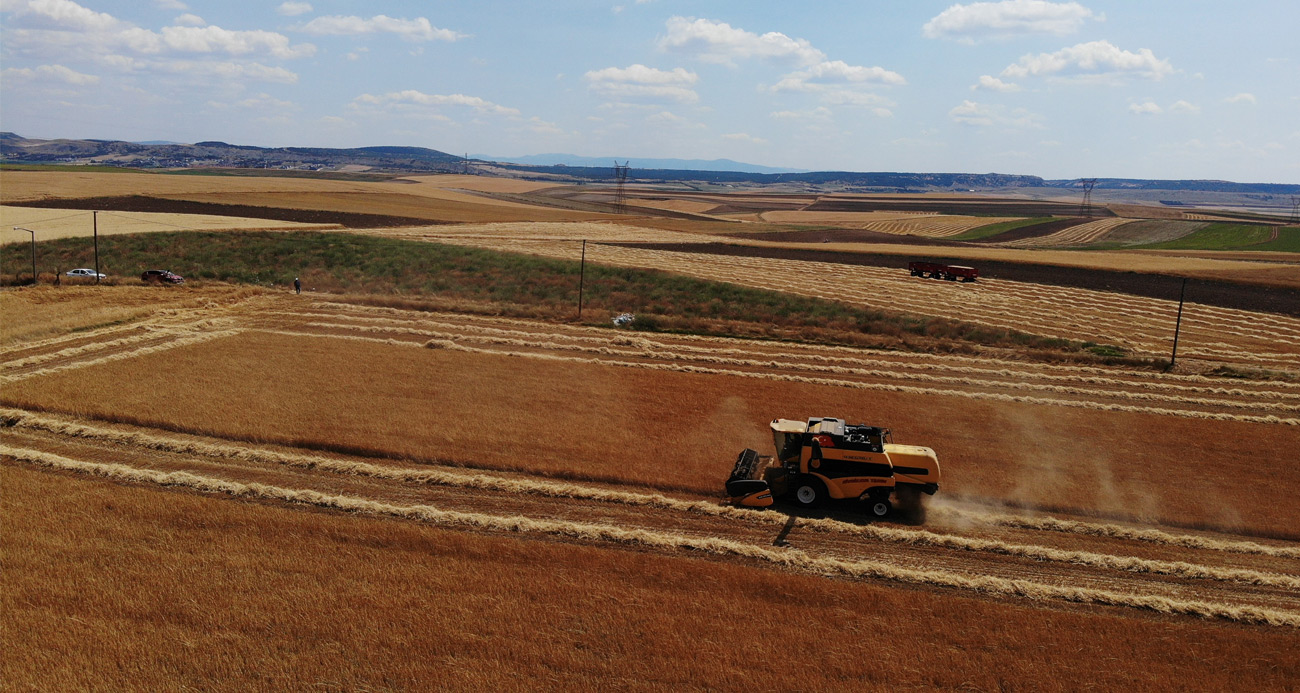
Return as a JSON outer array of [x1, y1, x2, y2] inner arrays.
[[252, 327, 1300, 425], [306, 300, 1300, 372], [293, 319, 1300, 417], [5, 443, 1299, 627], [5, 406, 1297, 588]]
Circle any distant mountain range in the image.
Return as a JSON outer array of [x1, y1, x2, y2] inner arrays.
[[474, 153, 806, 175], [3, 133, 1297, 195]]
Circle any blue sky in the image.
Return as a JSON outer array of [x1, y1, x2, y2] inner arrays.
[[1, 0, 1297, 182]]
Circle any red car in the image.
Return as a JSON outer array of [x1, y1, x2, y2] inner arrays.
[[141, 269, 185, 284]]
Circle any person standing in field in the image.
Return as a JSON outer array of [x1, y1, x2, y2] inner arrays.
[[294, 277, 301, 294]]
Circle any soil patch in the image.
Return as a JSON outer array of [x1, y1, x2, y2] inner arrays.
[[964, 217, 1088, 244], [727, 228, 959, 246], [8, 195, 439, 228], [618, 242, 1300, 317]]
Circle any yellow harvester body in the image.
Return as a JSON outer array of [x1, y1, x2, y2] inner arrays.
[[726, 417, 940, 517]]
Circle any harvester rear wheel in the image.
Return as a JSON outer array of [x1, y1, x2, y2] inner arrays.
[[867, 499, 892, 517], [792, 478, 826, 509]]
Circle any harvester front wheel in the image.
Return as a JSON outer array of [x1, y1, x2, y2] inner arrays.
[[867, 499, 892, 518], [792, 478, 826, 509]]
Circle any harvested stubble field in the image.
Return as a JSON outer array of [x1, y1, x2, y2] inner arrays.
[[4, 170, 1300, 689], [0, 170, 609, 225], [3, 290, 1299, 690], [0, 204, 336, 245]]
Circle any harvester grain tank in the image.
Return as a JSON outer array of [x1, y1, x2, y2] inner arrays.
[[725, 417, 940, 517]]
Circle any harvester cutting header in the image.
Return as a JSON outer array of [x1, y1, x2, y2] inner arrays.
[[725, 417, 940, 517]]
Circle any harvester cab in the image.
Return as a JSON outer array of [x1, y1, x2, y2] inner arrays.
[[725, 417, 940, 518]]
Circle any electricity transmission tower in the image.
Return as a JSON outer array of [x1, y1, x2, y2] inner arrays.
[[1079, 178, 1098, 217], [613, 160, 630, 214], [1290, 195, 1299, 224]]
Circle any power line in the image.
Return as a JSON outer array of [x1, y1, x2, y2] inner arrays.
[[3, 210, 92, 227], [613, 160, 629, 214], [1079, 178, 1098, 217]]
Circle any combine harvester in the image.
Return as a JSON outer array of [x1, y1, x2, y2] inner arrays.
[[725, 417, 940, 518]]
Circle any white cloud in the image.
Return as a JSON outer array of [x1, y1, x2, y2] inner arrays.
[[1128, 101, 1161, 115], [657, 16, 825, 66], [4, 0, 122, 32], [277, 2, 312, 17], [173, 14, 204, 27], [1, 1, 315, 60], [297, 15, 465, 42], [646, 110, 705, 128], [1001, 40, 1173, 81], [154, 0, 187, 9], [1169, 100, 1199, 113], [519, 116, 564, 135], [1224, 92, 1256, 104], [949, 100, 1043, 128], [140, 26, 315, 58], [1, 63, 99, 84], [971, 74, 1021, 92], [923, 0, 1100, 42], [770, 106, 833, 122], [153, 60, 299, 83], [723, 132, 768, 145], [208, 92, 294, 111], [352, 90, 520, 117], [770, 60, 905, 92], [585, 64, 699, 103]]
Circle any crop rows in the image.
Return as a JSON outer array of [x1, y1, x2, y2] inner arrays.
[[858, 215, 1021, 237], [224, 302, 1295, 424], [996, 218, 1135, 247], [6, 416, 1300, 627]]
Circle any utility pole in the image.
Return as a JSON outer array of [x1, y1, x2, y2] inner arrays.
[[577, 239, 587, 320], [1169, 277, 1187, 370], [14, 227, 36, 285], [93, 210, 100, 283]]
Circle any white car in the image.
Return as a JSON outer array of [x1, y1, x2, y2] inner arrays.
[[66, 268, 106, 279]]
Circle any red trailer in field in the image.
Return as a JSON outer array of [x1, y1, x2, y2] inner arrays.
[[908, 261, 978, 282]]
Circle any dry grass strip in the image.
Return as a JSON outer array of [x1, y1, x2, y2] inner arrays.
[[305, 302, 1300, 391], [934, 506, 1300, 559], [251, 329, 1300, 425], [0, 329, 243, 384], [5, 444, 1298, 627], [301, 321, 1300, 414], [4, 406, 1296, 584]]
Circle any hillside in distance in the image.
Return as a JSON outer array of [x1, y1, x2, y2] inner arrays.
[[476, 152, 805, 174], [3, 133, 1298, 197]]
